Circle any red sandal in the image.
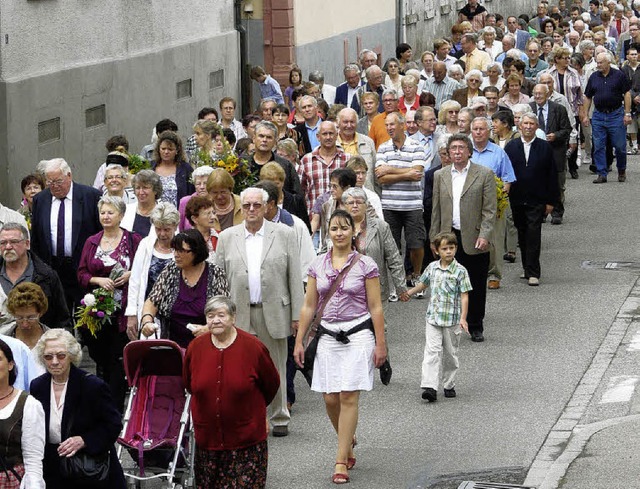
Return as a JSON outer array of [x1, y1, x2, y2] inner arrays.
[[332, 462, 350, 484]]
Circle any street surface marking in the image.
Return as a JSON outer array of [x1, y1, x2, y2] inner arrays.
[[627, 330, 640, 352], [599, 375, 639, 404]]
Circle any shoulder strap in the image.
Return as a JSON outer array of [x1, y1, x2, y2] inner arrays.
[[312, 253, 362, 330]]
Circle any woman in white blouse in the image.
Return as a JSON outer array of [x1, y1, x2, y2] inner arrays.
[[30, 329, 126, 489], [0, 337, 45, 488]]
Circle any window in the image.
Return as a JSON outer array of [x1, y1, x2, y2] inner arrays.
[[38, 118, 61, 144], [176, 79, 193, 100], [85, 105, 106, 128], [209, 69, 224, 90]]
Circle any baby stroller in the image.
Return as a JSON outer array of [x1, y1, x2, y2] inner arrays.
[[117, 340, 194, 488]]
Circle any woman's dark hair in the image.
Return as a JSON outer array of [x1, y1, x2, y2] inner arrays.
[[330, 168, 357, 189], [21, 173, 46, 194], [198, 107, 219, 120], [491, 110, 515, 128], [395, 43, 412, 59], [155, 119, 179, 134], [185, 195, 214, 227], [0, 339, 17, 386], [273, 104, 290, 116], [242, 114, 261, 129], [222, 128, 236, 146], [329, 209, 355, 232], [153, 131, 187, 164], [289, 66, 302, 85], [235, 137, 253, 155], [105, 135, 129, 152], [171, 229, 209, 265], [541, 18, 557, 32], [419, 92, 436, 107]]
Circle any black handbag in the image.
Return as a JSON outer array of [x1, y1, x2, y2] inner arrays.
[[58, 374, 111, 488], [379, 359, 392, 385], [59, 452, 110, 488]]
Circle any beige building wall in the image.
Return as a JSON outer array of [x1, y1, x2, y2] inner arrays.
[[293, 0, 395, 46]]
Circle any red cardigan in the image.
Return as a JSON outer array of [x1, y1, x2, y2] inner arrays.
[[183, 328, 280, 451]]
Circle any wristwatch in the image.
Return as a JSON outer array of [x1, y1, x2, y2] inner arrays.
[[625, 112, 632, 116]]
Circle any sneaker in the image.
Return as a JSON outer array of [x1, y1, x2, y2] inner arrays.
[[528, 277, 540, 286], [388, 293, 399, 302], [444, 388, 456, 398], [421, 388, 437, 402]]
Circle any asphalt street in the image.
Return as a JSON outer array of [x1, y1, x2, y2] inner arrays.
[[113, 157, 640, 488]]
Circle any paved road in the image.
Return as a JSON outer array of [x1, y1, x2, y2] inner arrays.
[[117, 159, 640, 488], [266, 158, 640, 489]]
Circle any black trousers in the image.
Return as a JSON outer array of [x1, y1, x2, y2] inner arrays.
[[512, 203, 545, 279], [51, 256, 83, 317], [453, 229, 489, 335]]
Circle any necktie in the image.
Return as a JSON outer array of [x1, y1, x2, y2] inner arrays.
[[56, 198, 65, 257], [538, 106, 546, 132]]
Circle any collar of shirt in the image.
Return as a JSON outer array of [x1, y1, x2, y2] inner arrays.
[[305, 119, 322, 131], [435, 258, 459, 273], [244, 222, 265, 238], [451, 161, 471, 175], [271, 207, 281, 223], [473, 141, 494, 154], [51, 181, 74, 204]]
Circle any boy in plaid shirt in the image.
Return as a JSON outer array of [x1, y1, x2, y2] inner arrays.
[[401, 232, 472, 402]]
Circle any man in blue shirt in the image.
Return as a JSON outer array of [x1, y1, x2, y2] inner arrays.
[[471, 117, 516, 290], [582, 52, 633, 183]]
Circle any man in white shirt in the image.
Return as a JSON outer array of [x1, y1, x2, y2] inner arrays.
[[309, 70, 336, 106], [215, 188, 304, 437]]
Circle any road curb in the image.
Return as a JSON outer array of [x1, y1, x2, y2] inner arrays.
[[523, 276, 640, 489]]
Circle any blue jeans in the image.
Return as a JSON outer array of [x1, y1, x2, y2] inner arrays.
[[592, 107, 627, 177]]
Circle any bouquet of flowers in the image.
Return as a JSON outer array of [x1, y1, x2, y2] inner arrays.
[[74, 288, 120, 338], [128, 153, 151, 175], [495, 175, 509, 219], [195, 127, 256, 194]]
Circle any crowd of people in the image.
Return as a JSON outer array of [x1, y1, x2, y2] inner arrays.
[[0, 0, 637, 486]]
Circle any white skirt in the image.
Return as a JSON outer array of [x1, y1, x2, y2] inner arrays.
[[311, 315, 376, 393]]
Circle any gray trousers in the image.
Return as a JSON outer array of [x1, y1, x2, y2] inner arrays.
[[249, 307, 290, 428]]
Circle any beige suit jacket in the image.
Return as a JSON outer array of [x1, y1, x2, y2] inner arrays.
[[215, 219, 304, 339], [430, 162, 497, 255]]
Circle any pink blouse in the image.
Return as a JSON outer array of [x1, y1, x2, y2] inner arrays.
[[307, 251, 379, 323]]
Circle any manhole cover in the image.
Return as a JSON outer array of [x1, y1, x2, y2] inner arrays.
[[457, 483, 536, 489], [581, 261, 640, 271]]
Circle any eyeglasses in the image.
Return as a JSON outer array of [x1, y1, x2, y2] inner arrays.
[[45, 178, 66, 187], [0, 239, 26, 247], [382, 99, 397, 103], [345, 200, 366, 206], [43, 352, 68, 362], [242, 203, 263, 210], [173, 248, 193, 254], [14, 315, 39, 323]]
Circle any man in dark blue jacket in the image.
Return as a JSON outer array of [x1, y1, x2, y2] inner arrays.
[[504, 113, 559, 286]]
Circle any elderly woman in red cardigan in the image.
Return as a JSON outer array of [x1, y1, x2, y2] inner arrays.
[[77, 195, 142, 410], [183, 295, 279, 489]]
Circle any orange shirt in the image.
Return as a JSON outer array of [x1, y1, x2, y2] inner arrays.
[[369, 112, 391, 149]]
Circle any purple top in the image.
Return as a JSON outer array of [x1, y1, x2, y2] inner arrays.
[[169, 266, 208, 348], [308, 250, 379, 323]]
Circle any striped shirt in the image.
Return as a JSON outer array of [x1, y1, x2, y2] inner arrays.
[[419, 258, 472, 327], [421, 76, 461, 109], [375, 137, 426, 211]]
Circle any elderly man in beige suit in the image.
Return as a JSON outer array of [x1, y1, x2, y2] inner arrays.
[[215, 187, 304, 437], [430, 134, 496, 343]]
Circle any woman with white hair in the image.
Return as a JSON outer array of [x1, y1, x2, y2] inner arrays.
[[480, 62, 505, 90], [178, 165, 215, 231], [121, 169, 163, 238], [103, 163, 136, 204], [451, 69, 483, 107], [125, 201, 180, 340], [436, 99, 463, 136], [447, 64, 465, 84], [30, 329, 126, 489], [479, 27, 502, 61], [77, 196, 143, 409]]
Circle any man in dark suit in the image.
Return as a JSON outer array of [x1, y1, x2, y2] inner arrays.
[[30, 158, 102, 313], [430, 134, 497, 342], [334, 64, 363, 114], [505, 114, 559, 286], [506, 16, 531, 51], [530, 84, 572, 224]]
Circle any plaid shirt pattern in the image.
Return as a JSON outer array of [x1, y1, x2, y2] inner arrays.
[[419, 258, 472, 327], [298, 148, 349, 214]]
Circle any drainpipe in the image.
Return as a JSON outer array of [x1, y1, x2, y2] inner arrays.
[[396, 0, 406, 45], [234, 0, 251, 116]]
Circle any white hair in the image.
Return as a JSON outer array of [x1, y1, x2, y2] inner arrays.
[[512, 103, 534, 115], [43, 158, 71, 176], [193, 166, 215, 178], [240, 187, 269, 204], [465, 69, 483, 81]]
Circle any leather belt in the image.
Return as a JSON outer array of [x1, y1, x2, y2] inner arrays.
[[249, 303, 263, 308]]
